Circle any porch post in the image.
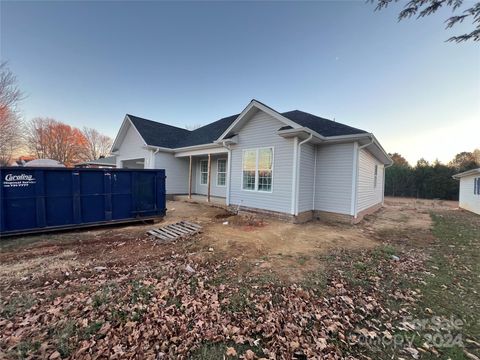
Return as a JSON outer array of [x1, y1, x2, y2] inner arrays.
[[207, 154, 211, 203], [188, 155, 192, 199]]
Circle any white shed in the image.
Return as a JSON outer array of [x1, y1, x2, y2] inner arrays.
[[453, 168, 480, 215]]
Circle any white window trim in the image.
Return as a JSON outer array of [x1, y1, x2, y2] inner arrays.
[[240, 147, 274, 193], [200, 159, 208, 185], [216, 158, 227, 187]]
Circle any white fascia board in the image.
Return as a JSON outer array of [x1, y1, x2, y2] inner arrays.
[[453, 168, 480, 179], [277, 127, 326, 141], [174, 143, 223, 152], [174, 147, 228, 158], [111, 115, 133, 152], [216, 100, 301, 142], [144, 145, 175, 153]]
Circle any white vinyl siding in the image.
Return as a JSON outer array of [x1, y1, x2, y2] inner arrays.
[[115, 123, 151, 168], [154, 152, 189, 195], [458, 175, 480, 215], [298, 143, 315, 213], [356, 148, 384, 212], [229, 110, 294, 213], [314, 143, 354, 215]]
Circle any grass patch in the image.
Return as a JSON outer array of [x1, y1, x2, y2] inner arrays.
[[0, 294, 36, 319], [383, 211, 480, 359], [52, 320, 77, 358]]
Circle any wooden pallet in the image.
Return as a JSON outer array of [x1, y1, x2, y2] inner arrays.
[[147, 221, 202, 241]]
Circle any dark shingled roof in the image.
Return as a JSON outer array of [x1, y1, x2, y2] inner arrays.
[[127, 109, 367, 149], [281, 110, 367, 137], [128, 114, 190, 148], [174, 114, 240, 148]]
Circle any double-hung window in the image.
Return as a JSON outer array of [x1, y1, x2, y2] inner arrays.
[[200, 160, 208, 185], [217, 159, 227, 186], [374, 164, 378, 188], [242, 147, 273, 192], [475, 177, 480, 195]]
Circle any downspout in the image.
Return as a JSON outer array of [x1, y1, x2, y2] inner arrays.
[[295, 133, 314, 216], [151, 148, 160, 169], [291, 137, 299, 215], [352, 136, 374, 220], [312, 145, 317, 211], [221, 141, 232, 206]]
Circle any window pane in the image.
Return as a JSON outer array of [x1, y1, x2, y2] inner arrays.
[[243, 150, 256, 171], [258, 170, 272, 192], [258, 148, 273, 170], [218, 159, 226, 173], [201, 160, 208, 173], [242, 170, 256, 190], [200, 160, 208, 185], [218, 172, 226, 186]]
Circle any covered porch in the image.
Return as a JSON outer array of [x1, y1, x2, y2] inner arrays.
[[175, 146, 230, 205]]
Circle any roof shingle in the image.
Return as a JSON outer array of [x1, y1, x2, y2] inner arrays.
[[126, 109, 367, 149]]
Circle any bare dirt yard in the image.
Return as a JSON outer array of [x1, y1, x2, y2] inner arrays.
[[1, 198, 478, 359]]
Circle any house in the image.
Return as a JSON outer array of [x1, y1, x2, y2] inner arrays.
[[75, 155, 117, 168], [453, 168, 480, 215], [111, 100, 392, 223]]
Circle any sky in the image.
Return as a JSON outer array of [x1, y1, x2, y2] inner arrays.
[[1, 0, 479, 165]]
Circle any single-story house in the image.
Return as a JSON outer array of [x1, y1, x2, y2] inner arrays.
[[75, 155, 117, 169], [111, 100, 392, 223], [453, 168, 480, 215]]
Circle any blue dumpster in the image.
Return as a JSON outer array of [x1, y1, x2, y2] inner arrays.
[[0, 167, 166, 236]]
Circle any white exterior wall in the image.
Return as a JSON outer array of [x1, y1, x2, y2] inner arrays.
[[193, 155, 227, 198], [229, 110, 294, 213], [314, 143, 354, 215], [297, 143, 315, 213], [115, 123, 152, 168], [154, 152, 189, 195], [356, 148, 384, 212], [459, 175, 480, 215]]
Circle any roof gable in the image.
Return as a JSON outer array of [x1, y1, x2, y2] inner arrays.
[[117, 101, 369, 150]]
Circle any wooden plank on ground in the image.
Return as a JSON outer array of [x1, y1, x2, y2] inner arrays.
[[182, 221, 202, 230]]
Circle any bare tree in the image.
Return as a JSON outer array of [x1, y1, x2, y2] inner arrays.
[[184, 123, 204, 130], [26, 117, 89, 166], [82, 127, 113, 160], [372, 0, 480, 42], [0, 62, 24, 166]]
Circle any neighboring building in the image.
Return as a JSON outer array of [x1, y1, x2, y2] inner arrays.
[[24, 159, 65, 167], [76, 155, 117, 168], [112, 99, 392, 223], [453, 168, 480, 215]]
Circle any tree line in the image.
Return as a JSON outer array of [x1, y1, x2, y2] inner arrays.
[[0, 62, 113, 167], [385, 151, 480, 201]]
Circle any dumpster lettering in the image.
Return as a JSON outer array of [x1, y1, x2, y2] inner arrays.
[[3, 173, 36, 188]]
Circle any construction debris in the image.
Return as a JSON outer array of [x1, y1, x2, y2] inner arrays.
[[147, 221, 202, 242]]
